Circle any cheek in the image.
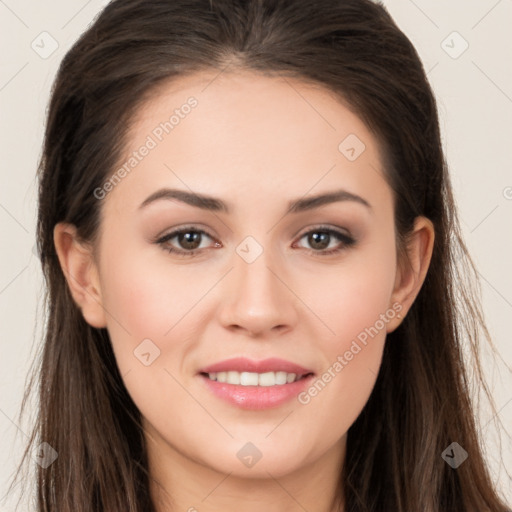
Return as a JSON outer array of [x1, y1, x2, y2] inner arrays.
[[96, 242, 195, 379], [296, 237, 396, 425], [306, 241, 397, 346], [97, 251, 200, 416], [99, 242, 207, 336]]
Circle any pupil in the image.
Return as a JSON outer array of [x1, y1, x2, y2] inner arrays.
[[180, 232, 200, 250], [310, 232, 329, 250]]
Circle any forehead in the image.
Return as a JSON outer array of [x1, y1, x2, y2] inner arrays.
[[105, 69, 391, 214]]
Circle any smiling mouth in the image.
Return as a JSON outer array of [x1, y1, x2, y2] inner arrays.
[[200, 371, 314, 387]]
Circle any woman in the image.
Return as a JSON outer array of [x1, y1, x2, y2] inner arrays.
[[10, 0, 510, 510]]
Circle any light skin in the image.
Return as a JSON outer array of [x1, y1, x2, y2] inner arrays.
[[54, 70, 434, 512]]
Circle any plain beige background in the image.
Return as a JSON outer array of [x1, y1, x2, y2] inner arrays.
[[1, 0, 511, 509]]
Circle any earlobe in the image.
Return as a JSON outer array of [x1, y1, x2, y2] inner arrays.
[[53, 223, 107, 328], [386, 216, 435, 333]]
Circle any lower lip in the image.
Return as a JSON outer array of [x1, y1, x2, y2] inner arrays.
[[199, 374, 315, 410]]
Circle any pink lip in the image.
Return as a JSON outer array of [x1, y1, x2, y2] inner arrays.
[[199, 357, 313, 376], [199, 375, 315, 410], [197, 357, 315, 410]]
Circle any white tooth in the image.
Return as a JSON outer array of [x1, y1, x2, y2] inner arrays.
[[258, 372, 276, 386], [275, 371, 288, 385], [207, 370, 302, 385], [286, 372, 297, 383], [226, 371, 240, 385], [240, 372, 259, 386]]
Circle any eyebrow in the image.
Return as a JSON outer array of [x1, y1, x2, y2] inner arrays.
[[139, 187, 372, 214]]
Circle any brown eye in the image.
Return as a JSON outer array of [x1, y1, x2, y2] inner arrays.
[[295, 227, 356, 256], [307, 231, 331, 250], [156, 228, 218, 256], [175, 231, 203, 250]]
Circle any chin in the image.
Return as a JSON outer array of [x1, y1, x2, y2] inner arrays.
[[196, 437, 314, 479]]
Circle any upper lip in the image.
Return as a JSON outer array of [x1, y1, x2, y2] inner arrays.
[[199, 357, 314, 376]]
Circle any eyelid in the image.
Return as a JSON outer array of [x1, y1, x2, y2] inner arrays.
[[294, 223, 352, 240], [155, 226, 218, 247], [154, 222, 215, 240]]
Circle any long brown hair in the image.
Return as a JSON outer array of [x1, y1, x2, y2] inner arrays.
[[7, 0, 510, 510]]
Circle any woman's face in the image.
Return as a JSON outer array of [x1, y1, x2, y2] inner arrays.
[[59, 70, 432, 481]]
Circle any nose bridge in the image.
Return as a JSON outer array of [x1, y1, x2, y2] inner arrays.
[[219, 234, 296, 334]]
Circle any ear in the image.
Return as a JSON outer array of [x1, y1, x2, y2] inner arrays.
[[53, 222, 107, 328], [386, 216, 435, 333]]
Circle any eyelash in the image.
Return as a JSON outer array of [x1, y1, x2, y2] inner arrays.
[[155, 225, 356, 258]]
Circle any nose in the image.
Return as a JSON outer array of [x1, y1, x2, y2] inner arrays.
[[217, 243, 298, 337]]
